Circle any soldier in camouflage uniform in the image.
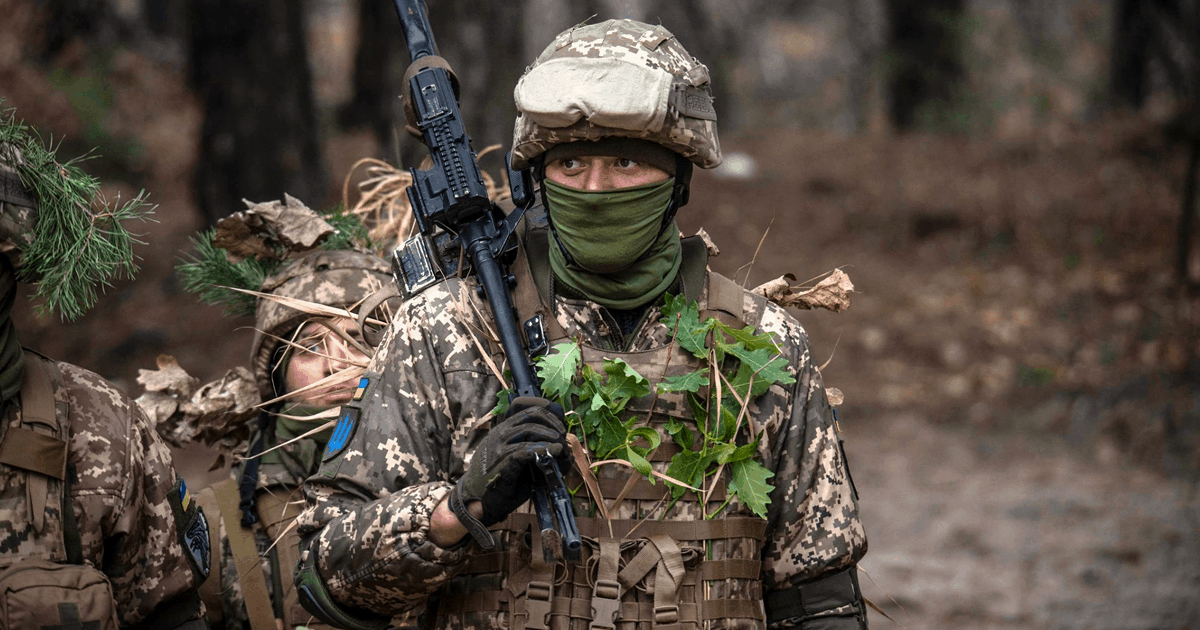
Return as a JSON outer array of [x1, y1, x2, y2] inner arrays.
[[294, 19, 869, 630], [140, 246, 392, 629], [0, 122, 209, 628], [215, 249, 391, 630]]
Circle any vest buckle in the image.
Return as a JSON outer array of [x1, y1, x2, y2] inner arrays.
[[524, 580, 553, 630], [589, 579, 621, 630], [654, 604, 680, 625]]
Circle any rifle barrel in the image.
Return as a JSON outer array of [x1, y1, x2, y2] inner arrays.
[[392, 0, 437, 60]]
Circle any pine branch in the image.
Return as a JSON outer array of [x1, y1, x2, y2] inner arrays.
[[0, 101, 153, 321], [177, 229, 278, 317]]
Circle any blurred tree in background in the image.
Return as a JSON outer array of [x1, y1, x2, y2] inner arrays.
[[187, 0, 325, 225]]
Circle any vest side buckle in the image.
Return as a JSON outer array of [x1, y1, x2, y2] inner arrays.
[[589, 579, 621, 630], [524, 580, 553, 630]]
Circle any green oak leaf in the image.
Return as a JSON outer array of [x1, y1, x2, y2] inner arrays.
[[728, 459, 775, 518], [658, 369, 709, 394], [537, 342, 581, 401], [664, 418, 694, 450], [624, 447, 653, 480], [719, 442, 757, 464], [722, 324, 779, 353], [662, 294, 710, 359], [627, 426, 662, 452], [594, 409, 629, 459], [726, 345, 796, 388], [491, 389, 512, 417], [600, 358, 651, 407], [665, 449, 716, 500]]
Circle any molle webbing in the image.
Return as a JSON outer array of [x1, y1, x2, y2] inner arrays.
[[499, 512, 766, 543], [445, 514, 767, 630]]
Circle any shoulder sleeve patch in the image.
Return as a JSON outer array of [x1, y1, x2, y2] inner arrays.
[[169, 477, 211, 581], [323, 405, 360, 463]]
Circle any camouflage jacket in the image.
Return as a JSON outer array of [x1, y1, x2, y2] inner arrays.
[[297, 257, 867, 624], [0, 358, 208, 626]]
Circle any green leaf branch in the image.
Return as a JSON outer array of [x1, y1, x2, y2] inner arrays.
[[494, 294, 795, 520]]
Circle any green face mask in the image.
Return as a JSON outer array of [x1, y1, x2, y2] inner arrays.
[[544, 178, 682, 310], [545, 178, 674, 273]]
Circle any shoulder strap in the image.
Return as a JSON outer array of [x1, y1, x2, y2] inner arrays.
[[0, 353, 67, 480], [0, 353, 69, 537], [255, 489, 307, 627], [677, 236, 709, 303], [212, 477, 278, 630], [512, 229, 567, 345], [702, 271, 752, 330]]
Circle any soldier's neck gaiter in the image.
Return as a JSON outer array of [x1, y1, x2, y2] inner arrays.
[[0, 261, 25, 403], [269, 403, 337, 469], [546, 178, 681, 310]]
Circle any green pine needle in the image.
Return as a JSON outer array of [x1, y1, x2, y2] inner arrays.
[[177, 229, 277, 317], [176, 206, 375, 317], [320, 205, 374, 252], [0, 101, 153, 321]]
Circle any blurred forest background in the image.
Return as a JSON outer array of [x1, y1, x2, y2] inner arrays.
[[2, 0, 1199, 627]]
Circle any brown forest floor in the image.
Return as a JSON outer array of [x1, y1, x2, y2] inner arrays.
[[3, 23, 1200, 629]]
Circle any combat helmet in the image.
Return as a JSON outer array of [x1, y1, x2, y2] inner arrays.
[[250, 249, 391, 400], [510, 19, 722, 171]]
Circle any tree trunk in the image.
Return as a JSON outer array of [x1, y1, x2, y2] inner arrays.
[[187, 0, 325, 224], [338, 0, 404, 160], [883, 0, 965, 130]]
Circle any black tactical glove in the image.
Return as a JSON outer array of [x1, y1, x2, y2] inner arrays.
[[450, 397, 568, 548]]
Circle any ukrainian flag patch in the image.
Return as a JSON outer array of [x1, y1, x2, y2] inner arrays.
[[352, 377, 369, 401], [179, 478, 191, 510]]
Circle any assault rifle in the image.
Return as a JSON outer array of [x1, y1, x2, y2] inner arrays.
[[389, 0, 580, 564]]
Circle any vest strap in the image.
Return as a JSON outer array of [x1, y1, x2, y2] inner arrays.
[[256, 488, 307, 626], [3, 354, 66, 535], [213, 477, 277, 630], [590, 538, 622, 630]]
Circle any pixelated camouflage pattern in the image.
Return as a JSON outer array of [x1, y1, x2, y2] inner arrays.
[[251, 249, 392, 398], [0, 359, 206, 626], [297, 247, 866, 628], [511, 19, 722, 170]]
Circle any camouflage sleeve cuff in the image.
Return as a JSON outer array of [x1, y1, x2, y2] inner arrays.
[[318, 482, 470, 611]]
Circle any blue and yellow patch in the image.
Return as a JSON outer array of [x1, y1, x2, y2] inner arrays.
[[352, 376, 369, 401], [323, 406, 359, 461], [179, 478, 191, 511]]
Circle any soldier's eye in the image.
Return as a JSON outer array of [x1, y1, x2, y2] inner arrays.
[[616, 158, 637, 169]]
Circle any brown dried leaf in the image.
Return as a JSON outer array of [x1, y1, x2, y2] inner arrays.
[[214, 194, 335, 263], [212, 213, 274, 263], [267, 194, 335, 249], [826, 387, 845, 407], [136, 354, 199, 397], [752, 269, 854, 312], [136, 366, 259, 452]]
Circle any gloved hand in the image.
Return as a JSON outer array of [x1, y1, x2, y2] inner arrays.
[[452, 397, 567, 543]]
